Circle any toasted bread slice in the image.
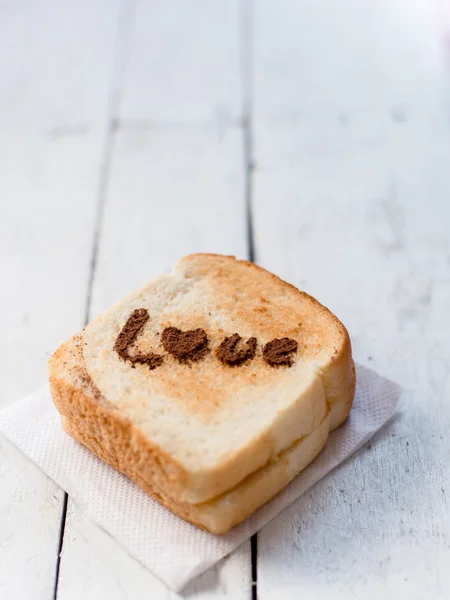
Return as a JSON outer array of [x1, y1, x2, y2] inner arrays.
[[61, 407, 331, 534], [49, 254, 355, 528]]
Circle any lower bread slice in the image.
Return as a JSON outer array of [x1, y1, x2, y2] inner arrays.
[[62, 412, 330, 534]]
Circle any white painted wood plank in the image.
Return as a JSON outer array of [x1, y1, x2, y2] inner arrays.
[[0, 437, 62, 600], [252, 0, 450, 598], [60, 507, 251, 600], [57, 125, 250, 599], [57, 2, 250, 586], [92, 126, 248, 315], [0, 1, 121, 598], [119, 0, 243, 123], [55, 1, 251, 596]]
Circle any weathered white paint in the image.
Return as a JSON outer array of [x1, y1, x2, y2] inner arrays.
[[60, 505, 251, 600], [89, 126, 248, 317], [56, 125, 250, 600], [252, 0, 450, 598], [0, 438, 61, 600], [0, 1, 121, 598], [119, 0, 243, 124], [55, 2, 250, 597], [3, 0, 450, 597]]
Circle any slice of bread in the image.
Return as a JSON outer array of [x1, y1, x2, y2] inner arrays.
[[48, 254, 355, 532], [61, 408, 330, 534]]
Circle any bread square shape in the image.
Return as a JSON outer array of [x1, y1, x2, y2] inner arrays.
[[49, 254, 355, 533]]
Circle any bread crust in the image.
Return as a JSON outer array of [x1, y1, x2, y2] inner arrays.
[[59, 390, 330, 534], [48, 254, 356, 532], [178, 254, 356, 430], [49, 337, 192, 504]]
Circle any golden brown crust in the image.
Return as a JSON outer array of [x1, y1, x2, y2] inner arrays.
[[179, 254, 356, 430], [181, 253, 348, 330], [60, 400, 330, 534], [48, 253, 356, 530], [49, 333, 328, 505], [48, 337, 191, 502]]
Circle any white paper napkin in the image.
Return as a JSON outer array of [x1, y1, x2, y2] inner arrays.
[[0, 364, 402, 592]]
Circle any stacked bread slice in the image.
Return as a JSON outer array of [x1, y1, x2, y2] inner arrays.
[[49, 254, 355, 533]]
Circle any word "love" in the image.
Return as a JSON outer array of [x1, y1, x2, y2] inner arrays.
[[113, 309, 298, 370]]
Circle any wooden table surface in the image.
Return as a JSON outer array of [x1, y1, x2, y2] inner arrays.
[[1, 1, 450, 598]]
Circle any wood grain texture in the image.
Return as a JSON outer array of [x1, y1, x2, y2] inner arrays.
[[57, 126, 250, 600], [118, 0, 243, 124], [0, 0, 121, 598], [90, 126, 247, 318], [3, 0, 450, 597], [252, 0, 450, 598], [55, 2, 251, 598], [59, 506, 250, 600]]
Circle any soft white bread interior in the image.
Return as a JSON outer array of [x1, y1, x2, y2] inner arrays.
[[49, 254, 355, 532]]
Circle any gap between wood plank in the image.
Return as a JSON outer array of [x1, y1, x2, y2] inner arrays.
[[52, 1, 135, 598], [83, 0, 135, 327], [245, 108, 255, 264], [241, 0, 258, 598], [52, 492, 68, 600], [83, 115, 119, 327], [243, 0, 254, 266], [53, 0, 257, 595]]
